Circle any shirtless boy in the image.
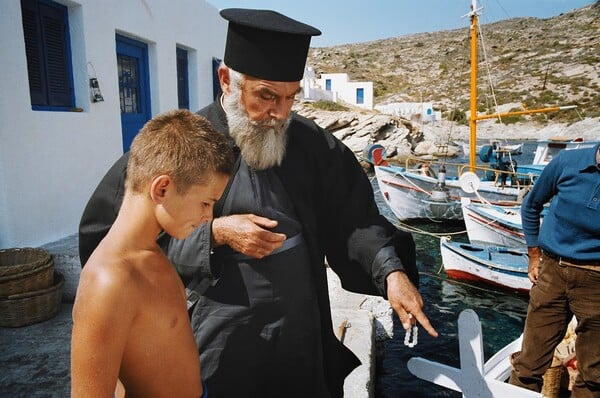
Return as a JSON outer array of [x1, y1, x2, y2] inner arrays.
[[71, 109, 234, 397]]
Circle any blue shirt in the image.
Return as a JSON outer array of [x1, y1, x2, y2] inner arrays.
[[521, 143, 600, 261]]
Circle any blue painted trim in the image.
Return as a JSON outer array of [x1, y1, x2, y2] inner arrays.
[[116, 34, 152, 152]]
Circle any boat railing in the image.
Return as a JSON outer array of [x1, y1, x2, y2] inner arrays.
[[401, 157, 537, 188]]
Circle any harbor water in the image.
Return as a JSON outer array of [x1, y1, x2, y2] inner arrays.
[[373, 140, 538, 397]]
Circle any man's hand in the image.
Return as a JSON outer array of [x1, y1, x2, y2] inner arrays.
[[212, 214, 286, 258], [386, 271, 438, 338], [527, 246, 542, 284]]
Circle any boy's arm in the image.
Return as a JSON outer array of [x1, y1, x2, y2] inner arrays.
[[71, 268, 136, 397]]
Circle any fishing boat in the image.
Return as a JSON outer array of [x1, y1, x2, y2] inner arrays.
[[529, 137, 600, 167], [440, 236, 531, 294], [372, 146, 524, 221], [461, 197, 527, 248], [409, 308, 577, 397], [372, 136, 600, 222], [515, 138, 600, 184], [371, 0, 579, 222], [408, 309, 542, 397]]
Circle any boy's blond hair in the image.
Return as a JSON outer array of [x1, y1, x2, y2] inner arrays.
[[126, 109, 234, 194]]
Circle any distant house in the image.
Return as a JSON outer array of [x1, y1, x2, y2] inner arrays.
[[301, 67, 333, 102], [302, 68, 373, 110], [375, 102, 441, 123], [0, 0, 226, 249]]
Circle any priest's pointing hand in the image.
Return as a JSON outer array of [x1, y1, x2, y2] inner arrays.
[[386, 270, 439, 337]]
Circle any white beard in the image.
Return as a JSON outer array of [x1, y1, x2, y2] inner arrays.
[[222, 91, 290, 170]]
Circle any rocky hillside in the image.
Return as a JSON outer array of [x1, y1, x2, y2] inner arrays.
[[307, 2, 600, 124]]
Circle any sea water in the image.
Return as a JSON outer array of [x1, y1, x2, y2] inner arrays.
[[373, 140, 538, 397]]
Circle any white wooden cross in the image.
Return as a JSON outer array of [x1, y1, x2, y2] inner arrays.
[[407, 309, 543, 398]]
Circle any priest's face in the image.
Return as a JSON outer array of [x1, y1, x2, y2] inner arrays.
[[238, 76, 301, 123], [222, 67, 298, 170]]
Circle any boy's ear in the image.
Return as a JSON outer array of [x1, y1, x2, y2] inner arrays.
[[149, 175, 172, 203]]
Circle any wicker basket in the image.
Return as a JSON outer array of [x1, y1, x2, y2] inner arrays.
[[0, 259, 54, 297], [0, 272, 64, 327], [0, 248, 52, 277], [542, 365, 566, 398]]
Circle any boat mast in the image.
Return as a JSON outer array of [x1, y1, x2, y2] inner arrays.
[[465, 0, 576, 172], [468, 0, 482, 171]]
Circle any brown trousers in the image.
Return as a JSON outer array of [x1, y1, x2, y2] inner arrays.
[[509, 253, 600, 397]]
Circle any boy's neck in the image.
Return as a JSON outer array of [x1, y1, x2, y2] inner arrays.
[[109, 192, 163, 251]]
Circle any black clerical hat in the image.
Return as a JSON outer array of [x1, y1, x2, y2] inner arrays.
[[220, 8, 321, 82]]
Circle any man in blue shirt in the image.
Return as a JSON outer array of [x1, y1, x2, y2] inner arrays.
[[509, 143, 600, 396]]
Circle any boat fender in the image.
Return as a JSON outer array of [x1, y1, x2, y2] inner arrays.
[[363, 143, 387, 165]]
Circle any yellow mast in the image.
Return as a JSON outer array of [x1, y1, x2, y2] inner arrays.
[[469, 1, 479, 171], [466, 0, 576, 172]]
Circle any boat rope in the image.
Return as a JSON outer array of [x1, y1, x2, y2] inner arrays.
[[388, 216, 467, 238], [477, 22, 503, 128], [473, 187, 492, 206], [440, 106, 460, 166], [394, 171, 435, 198]]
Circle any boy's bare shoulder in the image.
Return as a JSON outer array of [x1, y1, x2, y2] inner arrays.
[[79, 245, 167, 294], [78, 242, 158, 296], [77, 253, 137, 307]]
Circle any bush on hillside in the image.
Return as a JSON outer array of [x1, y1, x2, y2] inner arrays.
[[306, 100, 349, 111]]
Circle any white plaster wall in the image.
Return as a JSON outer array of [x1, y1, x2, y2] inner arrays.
[[337, 81, 373, 110], [375, 102, 436, 120], [316, 73, 373, 109], [0, 0, 226, 248], [317, 73, 349, 92], [304, 87, 334, 102]]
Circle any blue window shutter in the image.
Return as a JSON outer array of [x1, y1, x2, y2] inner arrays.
[[176, 47, 189, 109], [21, 0, 73, 108], [21, 0, 47, 105], [40, 2, 71, 107]]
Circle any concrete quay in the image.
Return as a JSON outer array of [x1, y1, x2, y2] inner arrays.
[[0, 235, 390, 397]]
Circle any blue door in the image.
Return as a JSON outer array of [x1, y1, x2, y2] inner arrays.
[[356, 88, 364, 105], [116, 35, 151, 152]]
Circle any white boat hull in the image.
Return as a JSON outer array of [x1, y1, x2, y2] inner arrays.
[[374, 165, 520, 221], [408, 309, 540, 397], [440, 237, 532, 293], [461, 198, 526, 248]]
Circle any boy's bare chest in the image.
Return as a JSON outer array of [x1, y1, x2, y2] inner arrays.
[[119, 274, 200, 395], [140, 274, 187, 327]]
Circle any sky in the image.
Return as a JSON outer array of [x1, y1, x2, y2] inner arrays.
[[206, 0, 595, 47]]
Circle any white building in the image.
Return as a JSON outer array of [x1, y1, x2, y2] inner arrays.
[[375, 102, 441, 123], [303, 70, 373, 110], [0, 0, 226, 249], [301, 67, 333, 102]]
